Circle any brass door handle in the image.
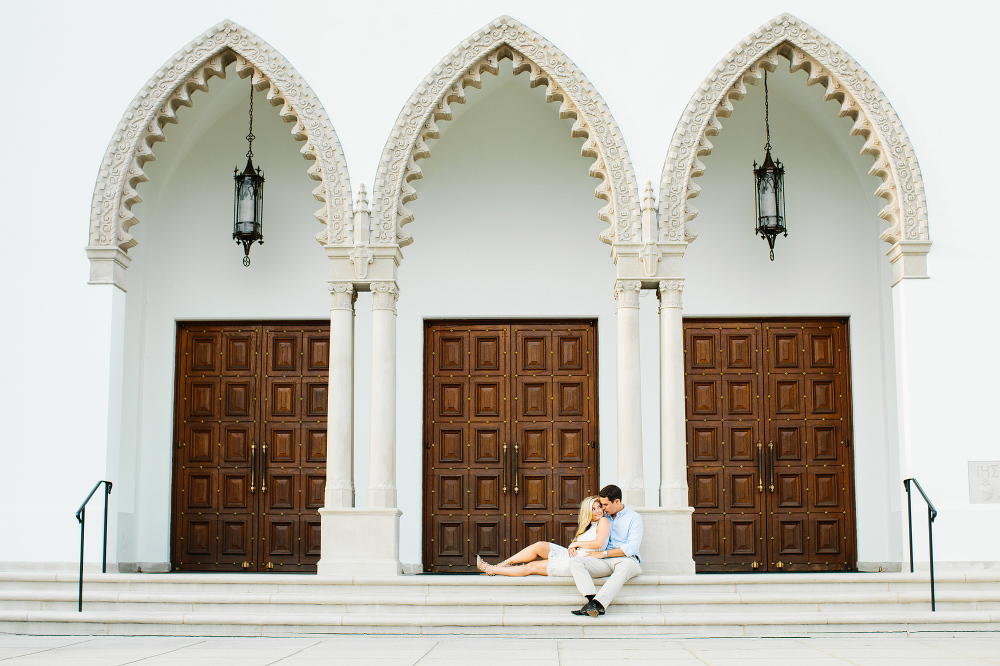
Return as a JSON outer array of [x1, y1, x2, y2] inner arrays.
[[757, 442, 763, 492], [513, 443, 520, 495], [502, 444, 508, 494], [768, 442, 775, 492], [261, 444, 267, 493], [250, 444, 256, 494]]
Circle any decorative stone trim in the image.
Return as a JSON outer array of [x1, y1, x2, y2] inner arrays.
[[85, 246, 133, 290], [659, 13, 930, 277], [370, 282, 400, 312], [328, 282, 356, 311], [88, 20, 353, 286], [615, 280, 642, 309], [658, 280, 684, 309], [372, 15, 640, 248]]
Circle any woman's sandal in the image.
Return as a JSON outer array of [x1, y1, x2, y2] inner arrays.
[[476, 555, 497, 576]]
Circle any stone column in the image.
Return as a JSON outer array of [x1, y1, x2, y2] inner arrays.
[[615, 279, 645, 507], [658, 280, 688, 508], [631, 279, 695, 575], [325, 282, 355, 508], [368, 281, 399, 508], [318, 281, 402, 576]]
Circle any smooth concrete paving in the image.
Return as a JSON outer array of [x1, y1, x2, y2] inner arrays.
[[0, 635, 999, 665]]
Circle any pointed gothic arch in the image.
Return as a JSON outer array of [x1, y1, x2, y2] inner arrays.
[[369, 15, 640, 249], [658, 13, 930, 282], [86, 20, 353, 287]]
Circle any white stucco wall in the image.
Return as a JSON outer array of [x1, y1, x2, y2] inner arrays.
[[1, 0, 997, 569]]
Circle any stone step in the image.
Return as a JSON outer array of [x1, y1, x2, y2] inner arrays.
[[4, 570, 994, 592], [2, 570, 996, 636], [3, 588, 995, 610], [1, 608, 998, 637]]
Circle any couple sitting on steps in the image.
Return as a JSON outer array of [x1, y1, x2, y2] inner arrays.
[[477, 484, 642, 618]]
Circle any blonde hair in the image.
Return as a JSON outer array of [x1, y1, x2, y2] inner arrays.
[[574, 496, 601, 540]]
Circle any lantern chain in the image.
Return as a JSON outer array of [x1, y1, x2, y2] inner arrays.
[[763, 71, 771, 152], [246, 80, 255, 161]]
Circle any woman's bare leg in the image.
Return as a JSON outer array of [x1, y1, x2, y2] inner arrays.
[[500, 541, 551, 566], [491, 560, 549, 577]]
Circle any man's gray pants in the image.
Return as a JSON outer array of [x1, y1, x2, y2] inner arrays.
[[569, 556, 642, 608]]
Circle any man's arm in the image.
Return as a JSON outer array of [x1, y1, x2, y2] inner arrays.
[[583, 547, 626, 559], [583, 511, 643, 558], [617, 511, 643, 558]]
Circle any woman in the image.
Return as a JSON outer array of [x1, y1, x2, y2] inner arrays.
[[476, 496, 610, 577]]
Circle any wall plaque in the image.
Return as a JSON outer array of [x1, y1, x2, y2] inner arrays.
[[969, 461, 1000, 504]]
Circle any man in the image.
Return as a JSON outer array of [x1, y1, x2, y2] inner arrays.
[[567, 484, 642, 617]]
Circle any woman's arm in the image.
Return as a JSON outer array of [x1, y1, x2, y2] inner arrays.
[[569, 517, 610, 550]]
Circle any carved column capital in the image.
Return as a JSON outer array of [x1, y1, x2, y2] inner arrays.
[[371, 282, 400, 312], [327, 282, 356, 311], [658, 280, 684, 310], [614, 280, 642, 309]]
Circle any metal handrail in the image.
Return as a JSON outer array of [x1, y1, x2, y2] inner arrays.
[[903, 477, 937, 611], [76, 480, 113, 612]]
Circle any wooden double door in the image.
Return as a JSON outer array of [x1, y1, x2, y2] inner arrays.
[[171, 322, 329, 572], [423, 321, 598, 572], [684, 318, 857, 572]]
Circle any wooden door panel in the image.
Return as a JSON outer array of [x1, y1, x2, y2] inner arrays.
[[424, 321, 597, 572], [223, 331, 255, 373], [686, 319, 855, 573], [424, 325, 511, 572], [685, 323, 766, 571], [183, 424, 217, 464], [472, 380, 503, 419], [434, 333, 468, 374], [185, 378, 220, 419], [187, 333, 222, 374], [690, 425, 721, 462], [517, 333, 550, 374], [555, 425, 587, 463], [471, 331, 503, 372], [555, 470, 587, 510], [517, 380, 551, 419], [267, 334, 300, 374], [222, 379, 254, 417], [172, 323, 327, 573], [763, 321, 854, 571], [259, 325, 329, 572]]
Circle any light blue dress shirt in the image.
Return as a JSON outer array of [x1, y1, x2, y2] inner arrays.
[[604, 506, 643, 561]]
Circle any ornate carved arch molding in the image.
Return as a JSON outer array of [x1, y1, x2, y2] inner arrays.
[[659, 14, 930, 283], [87, 20, 352, 288], [370, 15, 640, 249]]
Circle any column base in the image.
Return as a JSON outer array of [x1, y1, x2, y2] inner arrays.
[[635, 507, 696, 575], [324, 488, 354, 508], [622, 485, 646, 508], [316, 507, 402, 575]]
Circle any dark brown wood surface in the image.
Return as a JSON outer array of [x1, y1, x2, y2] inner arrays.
[[171, 322, 328, 572], [684, 319, 856, 572], [423, 321, 598, 572]]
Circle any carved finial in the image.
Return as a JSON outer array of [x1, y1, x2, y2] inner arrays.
[[642, 181, 655, 212], [640, 181, 657, 245], [355, 184, 369, 213]]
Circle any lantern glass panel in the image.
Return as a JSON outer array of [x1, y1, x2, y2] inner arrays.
[[236, 178, 255, 235], [758, 174, 778, 223]]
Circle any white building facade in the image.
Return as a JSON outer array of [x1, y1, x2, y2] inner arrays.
[[1, 1, 997, 578]]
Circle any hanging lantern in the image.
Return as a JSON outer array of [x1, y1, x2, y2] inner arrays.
[[753, 71, 786, 261], [233, 81, 264, 267]]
